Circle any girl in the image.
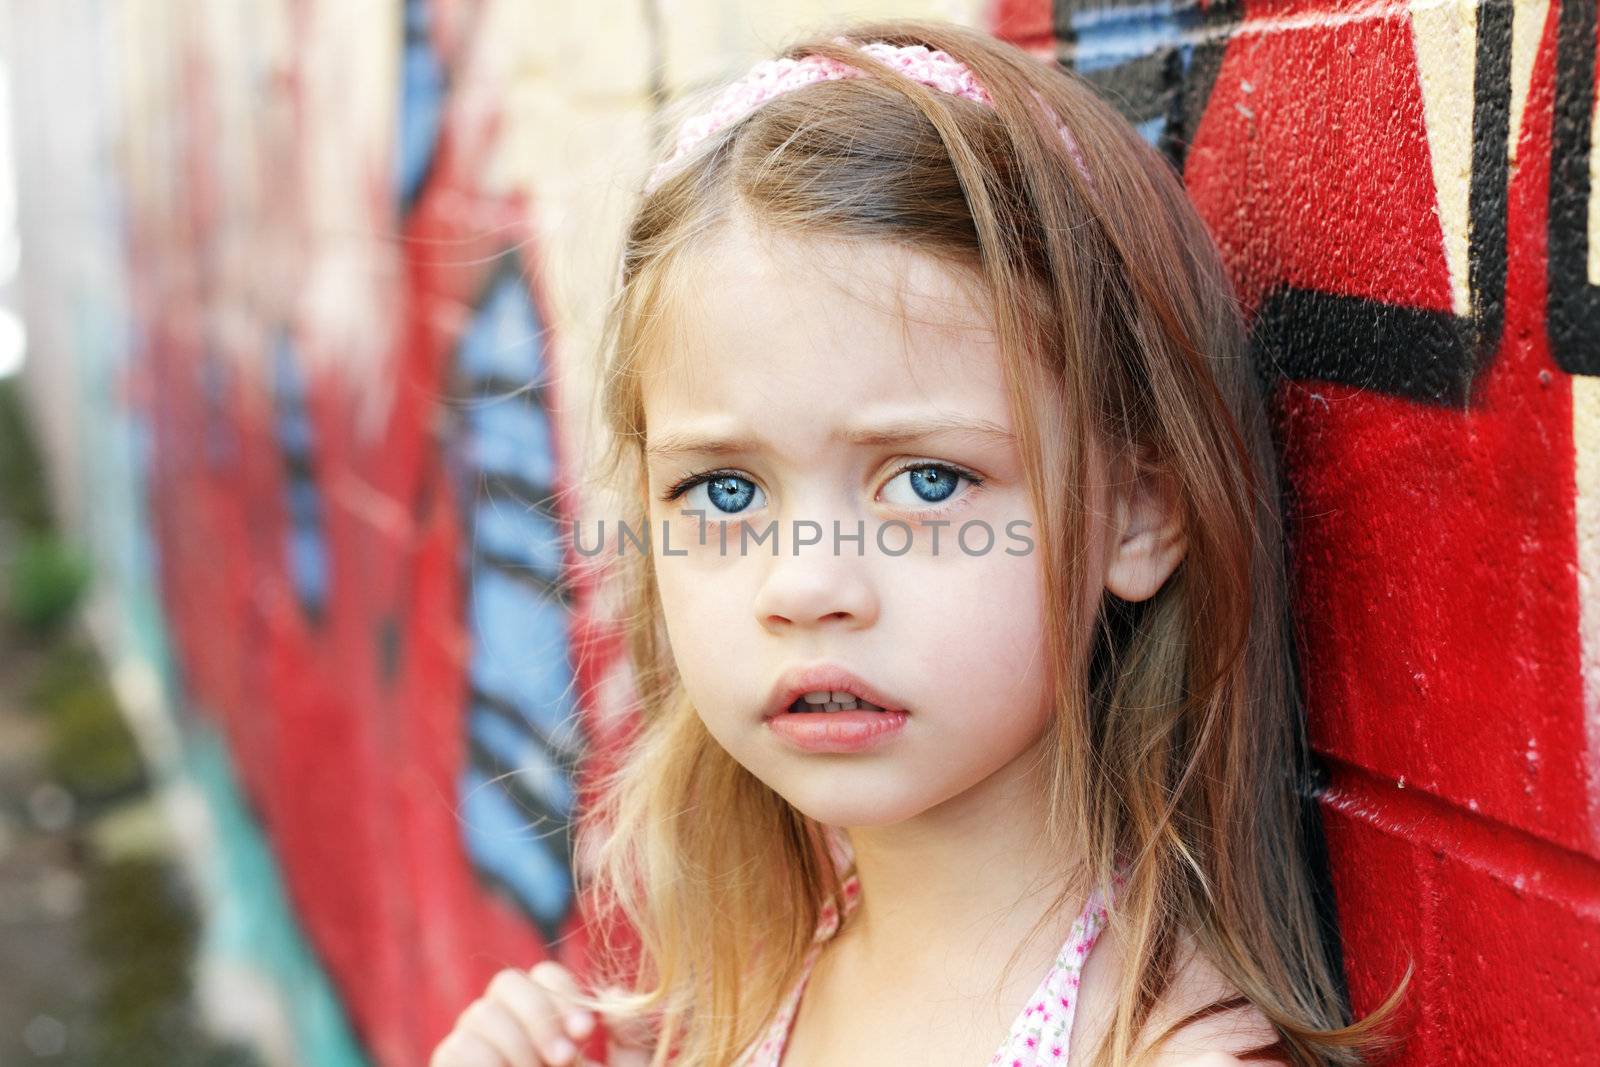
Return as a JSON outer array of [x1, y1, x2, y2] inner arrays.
[[431, 17, 1410, 1067]]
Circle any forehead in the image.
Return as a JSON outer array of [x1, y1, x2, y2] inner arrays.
[[641, 221, 1009, 428]]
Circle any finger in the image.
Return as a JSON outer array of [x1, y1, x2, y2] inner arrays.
[[461, 998, 539, 1067], [490, 967, 581, 1063], [537, 975, 655, 1057], [527, 962, 598, 1042], [590, 992, 657, 1053], [603, 1037, 657, 1067], [430, 1029, 505, 1067]]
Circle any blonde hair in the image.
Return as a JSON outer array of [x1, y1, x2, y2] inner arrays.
[[564, 17, 1411, 1066]]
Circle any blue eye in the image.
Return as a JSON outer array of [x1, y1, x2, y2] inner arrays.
[[881, 463, 976, 508], [672, 472, 766, 515], [661, 462, 981, 516]]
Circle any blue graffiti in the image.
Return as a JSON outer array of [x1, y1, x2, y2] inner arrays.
[[271, 331, 330, 620], [397, 0, 445, 210], [198, 353, 239, 469], [1060, 0, 1214, 149], [450, 264, 584, 940], [1071, 1, 1191, 68]]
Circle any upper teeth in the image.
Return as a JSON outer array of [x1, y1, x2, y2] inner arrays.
[[794, 689, 885, 712]]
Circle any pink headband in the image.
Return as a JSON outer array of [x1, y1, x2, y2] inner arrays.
[[643, 39, 1091, 194]]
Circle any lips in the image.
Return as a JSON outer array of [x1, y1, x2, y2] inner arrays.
[[763, 663, 909, 721]]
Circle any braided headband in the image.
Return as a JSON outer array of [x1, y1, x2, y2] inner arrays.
[[643, 39, 1091, 194]]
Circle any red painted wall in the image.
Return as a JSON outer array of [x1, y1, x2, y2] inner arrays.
[[999, 0, 1600, 1061], [130, 4, 637, 1062]]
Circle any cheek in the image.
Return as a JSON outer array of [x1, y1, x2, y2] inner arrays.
[[652, 557, 755, 714], [899, 551, 1053, 723]]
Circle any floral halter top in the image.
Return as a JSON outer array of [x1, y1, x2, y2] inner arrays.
[[736, 828, 1126, 1066]]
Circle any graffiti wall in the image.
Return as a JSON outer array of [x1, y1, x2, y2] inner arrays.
[[994, 0, 1600, 1060], [8, 0, 1596, 1064], [7, 2, 982, 1064]]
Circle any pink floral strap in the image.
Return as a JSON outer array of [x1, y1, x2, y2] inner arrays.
[[985, 874, 1120, 1066], [645, 39, 1091, 194], [737, 860, 1127, 1067]]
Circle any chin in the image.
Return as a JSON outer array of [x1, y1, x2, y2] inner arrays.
[[772, 776, 940, 829]]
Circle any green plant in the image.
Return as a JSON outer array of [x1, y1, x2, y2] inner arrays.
[[0, 378, 53, 533], [42, 663, 148, 808], [6, 532, 92, 635], [81, 856, 266, 1067]]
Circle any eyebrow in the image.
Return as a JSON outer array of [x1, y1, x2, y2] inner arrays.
[[644, 413, 1017, 461]]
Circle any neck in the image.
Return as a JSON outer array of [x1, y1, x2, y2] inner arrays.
[[833, 729, 1085, 984]]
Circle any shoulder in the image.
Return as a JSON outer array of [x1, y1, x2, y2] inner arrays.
[[1137, 927, 1286, 1067], [1075, 917, 1289, 1066]]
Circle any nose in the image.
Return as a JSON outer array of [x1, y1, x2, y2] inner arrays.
[[752, 542, 880, 632]]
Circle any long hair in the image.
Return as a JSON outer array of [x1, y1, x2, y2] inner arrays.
[[561, 17, 1411, 1066]]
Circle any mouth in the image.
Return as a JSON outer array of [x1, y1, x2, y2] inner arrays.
[[763, 664, 909, 720], [786, 691, 891, 714], [765, 673, 912, 753]]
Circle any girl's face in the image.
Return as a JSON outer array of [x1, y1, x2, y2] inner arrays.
[[641, 218, 1095, 829]]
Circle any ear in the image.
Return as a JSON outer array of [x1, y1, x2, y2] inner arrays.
[[1102, 446, 1187, 603]]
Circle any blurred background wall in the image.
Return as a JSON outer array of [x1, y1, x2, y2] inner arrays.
[[2, 0, 1596, 1064]]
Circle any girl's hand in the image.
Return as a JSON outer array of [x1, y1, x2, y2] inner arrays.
[[428, 962, 655, 1067]]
